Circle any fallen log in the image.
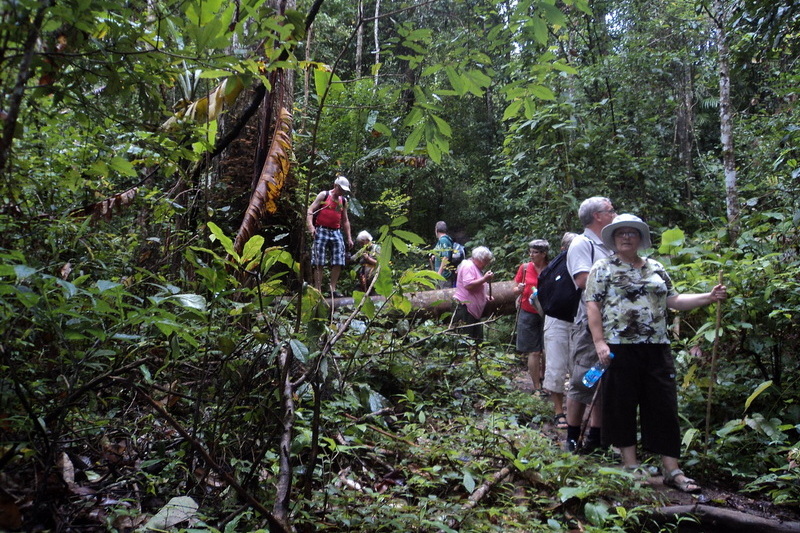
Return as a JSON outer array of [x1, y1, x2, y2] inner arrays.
[[329, 280, 518, 319], [651, 504, 800, 533]]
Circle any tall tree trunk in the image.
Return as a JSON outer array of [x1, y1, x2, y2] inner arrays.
[[355, 0, 364, 78], [676, 57, 695, 201], [0, 0, 53, 179], [714, 0, 740, 243], [373, 0, 381, 86]]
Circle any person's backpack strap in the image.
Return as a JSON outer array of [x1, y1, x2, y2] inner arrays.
[[443, 234, 455, 260], [311, 190, 331, 227]]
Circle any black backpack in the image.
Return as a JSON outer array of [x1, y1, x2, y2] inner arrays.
[[536, 242, 594, 322]]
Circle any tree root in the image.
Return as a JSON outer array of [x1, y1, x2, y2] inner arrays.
[[651, 504, 800, 533]]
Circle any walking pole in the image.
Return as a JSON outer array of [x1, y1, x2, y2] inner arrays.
[[704, 270, 724, 453], [579, 377, 603, 448]]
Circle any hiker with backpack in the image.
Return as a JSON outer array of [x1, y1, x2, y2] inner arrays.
[[430, 221, 465, 288], [585, 213, 727, 492], [307, 175, 354, 297], [452, 246, 495, 342], [562, 196, 615, 453], [541, 231, 579, 430], [512, 239, 550, 396]]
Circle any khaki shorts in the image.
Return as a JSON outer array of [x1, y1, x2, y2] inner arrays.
[[542, 316, 572, 393], [566, 322, 600, 404]]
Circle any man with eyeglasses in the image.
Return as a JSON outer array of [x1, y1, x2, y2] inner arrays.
[[562, 196, 616, 453]]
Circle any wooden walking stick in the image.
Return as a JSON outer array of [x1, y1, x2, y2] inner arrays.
[[704, 270, 724, 453]]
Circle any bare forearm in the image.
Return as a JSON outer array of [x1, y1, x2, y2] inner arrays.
[[667, 284, 727, 311]]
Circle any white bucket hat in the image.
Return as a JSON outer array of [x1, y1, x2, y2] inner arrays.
[[601, 213, 652, 251], [334, 175, 351, 193]]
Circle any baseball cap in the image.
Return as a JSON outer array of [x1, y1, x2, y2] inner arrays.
[[334, 175, 351, 192]]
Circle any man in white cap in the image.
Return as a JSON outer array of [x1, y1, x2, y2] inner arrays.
[[306, 174, 354, 296]]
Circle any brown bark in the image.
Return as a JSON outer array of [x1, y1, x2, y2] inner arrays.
[[653, 504, 800, 533], [233, 103, 294, 254], [0, 0, 53, 178], [329, 280, 518, 318]]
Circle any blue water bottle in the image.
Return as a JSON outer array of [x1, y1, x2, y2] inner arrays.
[[582, 352, 615, 388]]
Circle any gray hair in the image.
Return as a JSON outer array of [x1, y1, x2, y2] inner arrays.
[[528, 239, 549, 252], [435, 220, 448, 233], [356, 230, 372, 243], [561, 232, 578, 250], [578, 196, 612, 226], [471, 246, 493, 263]]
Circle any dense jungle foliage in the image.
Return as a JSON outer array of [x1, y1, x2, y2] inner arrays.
[[1, 0, 799, 531]]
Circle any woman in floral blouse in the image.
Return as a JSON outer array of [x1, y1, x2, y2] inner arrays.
[[585, 214, 727, 493]]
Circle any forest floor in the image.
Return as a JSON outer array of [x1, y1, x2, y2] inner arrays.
[[511, 368, 800, 530]]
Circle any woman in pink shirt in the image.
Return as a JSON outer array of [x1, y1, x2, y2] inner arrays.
[[453, 246, 495, 341]]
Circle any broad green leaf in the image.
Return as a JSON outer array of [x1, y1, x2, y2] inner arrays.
[[445, 66, 465, 94], [391, 294, 412, 315], [95, 280, 122, 292], [465, 69, 492, 90], [289, 339, 309, 363], [426, 139, 442, 163], [207, 221, 238, 260], [659, 228, 685, 253], [540, 3, 567, 26], [530, 85, 555, 100], [172, 294, 207, 311], [503, 100, 524, 121], [143, 496, 198, 530], [242, 235, 265, 264], [393, 229, 425, 245], [404, 125, 425, 153], [532, 16, 548, 44], [558, 485, 590, 501], [392, 237, 409, 253], [375, 262, 393, 299], [314, 68, 330, 100], [14, 265, 37, 279], [430, 114, 452, 137], [744, 380, 773, 412], [362, 293, 376, 319], [462, 470, 476, 493], [109, 156, 136, 177], [552, 61, 579, 75], [681, 427, 699, 452], [584, 501, 610, 526]]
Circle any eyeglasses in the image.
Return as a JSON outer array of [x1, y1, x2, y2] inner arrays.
[[529, 249, 546, 254], [614, 230, 640, 239], [598, 208, 616, 214]]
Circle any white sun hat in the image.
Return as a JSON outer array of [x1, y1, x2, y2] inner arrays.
[[601, 213, 652, 251]]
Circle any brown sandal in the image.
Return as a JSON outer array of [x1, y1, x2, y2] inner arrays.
[[663, 468, 701, 493], [553, 413, 568, 429]]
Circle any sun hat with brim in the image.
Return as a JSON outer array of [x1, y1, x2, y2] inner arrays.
[[601, 213, 652, 251]]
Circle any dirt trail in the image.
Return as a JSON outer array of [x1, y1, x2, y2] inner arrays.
[[511, 368, 800, 529]]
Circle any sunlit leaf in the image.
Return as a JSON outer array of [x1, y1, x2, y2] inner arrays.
[[744, 380, 773, 412], [143, 496, 198, 530]]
